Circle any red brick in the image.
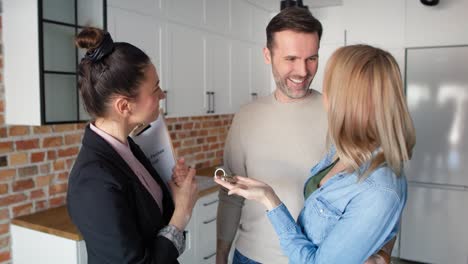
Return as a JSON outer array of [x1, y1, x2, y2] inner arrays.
[[183, 139, 195, 147], [0, 250, 11, 262], [18, 165, 38, 177], [0, 169, 15, 181], [9, 152, 28, 166], [216, 150, 223, 158], [0, 194, 27, 206], [42, 136, 63, 148], [36, 175, 53, 187], [16, 139, 39, 150], [30, 189, 46, 199], [65, 134, 82, 145], [53, 124, 76, 132], [13, 203, 33, 217], [0, 115, 4, 125], [40, 164, 51, 174], [0, 100, 4, 113], [0, 223, 9, 235], [31, 152, 46, 163], [49, 183, 68, 195], [13, 179, 35, 192], [207, 136, 217, 143], [8, 126, 30, 136], [57, 172, 69, 181], [195, 153, 205, 160], [0, 184, 8, 195], [0, 142, 13, 154], [77, 123, 87, 129], [173, 141, 181, 149], [0, 209, 10, 221], [0, 236, 10, 249], [210, 143, 220, 150], [58, 147, 79, 157], [66, 158, 76, 169], [33, 126, 52, 134], [53, 160, 65, 171], [0, 128, 7, 138], [35, 200, 48, 211], [50, 196, 66, 207], [183, 122, 194, 129], [196, 138, 205, 144], [47, 150, 57, 160]]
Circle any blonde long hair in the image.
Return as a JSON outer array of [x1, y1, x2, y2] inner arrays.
[[323, 45, 415, 178]]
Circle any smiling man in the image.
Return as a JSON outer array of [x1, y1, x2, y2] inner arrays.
[[215, 7, 328, 264]]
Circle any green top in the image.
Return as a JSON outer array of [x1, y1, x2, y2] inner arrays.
[[304, 159, 339, 199]]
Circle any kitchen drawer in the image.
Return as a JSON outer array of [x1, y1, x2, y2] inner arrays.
[[196, 192, 219, 219], [196, 217, 217, 263]]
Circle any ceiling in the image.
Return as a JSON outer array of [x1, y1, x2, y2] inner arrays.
[[246, 0, 343, 12]]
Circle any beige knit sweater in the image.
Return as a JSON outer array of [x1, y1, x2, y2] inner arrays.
[[217, 91, 328, 263]]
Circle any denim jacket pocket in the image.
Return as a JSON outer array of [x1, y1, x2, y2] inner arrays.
[[306, 196, 343, 244]]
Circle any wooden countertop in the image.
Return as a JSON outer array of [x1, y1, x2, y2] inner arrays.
[[11, 166, 220, 241]]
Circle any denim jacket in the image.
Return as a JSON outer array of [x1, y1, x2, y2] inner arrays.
[[267, 147, 407, 264]]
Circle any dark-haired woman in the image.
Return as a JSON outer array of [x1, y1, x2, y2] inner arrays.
[[67, 28, 198, 264]]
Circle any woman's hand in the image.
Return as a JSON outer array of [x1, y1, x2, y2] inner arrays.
[[172, 157, 189, 186], [169, 167, 198, 230], [214, 175, 281, 210]]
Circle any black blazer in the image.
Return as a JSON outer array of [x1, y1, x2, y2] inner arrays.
[[67, 125, 179, 264]]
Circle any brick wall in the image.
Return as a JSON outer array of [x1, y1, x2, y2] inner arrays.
[[0, 15, 233, 263]]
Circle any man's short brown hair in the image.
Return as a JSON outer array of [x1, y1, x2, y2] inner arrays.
[[266, 7, 323, 51]]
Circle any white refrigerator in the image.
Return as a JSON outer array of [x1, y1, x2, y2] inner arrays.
[[400, 45, 468, 264]]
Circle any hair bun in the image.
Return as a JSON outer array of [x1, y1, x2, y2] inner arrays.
[[76, 27, 114, 62]]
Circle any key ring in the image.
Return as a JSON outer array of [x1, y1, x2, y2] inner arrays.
[[214, 168, 236, 183]]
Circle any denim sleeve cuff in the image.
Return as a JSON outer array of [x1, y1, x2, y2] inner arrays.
[[266, 203, 297, 235], [158, 224, 186, 255]]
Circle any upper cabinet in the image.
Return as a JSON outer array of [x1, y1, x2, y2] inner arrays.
[[4, 0, 272, 125], [4, 0, 106, 125]]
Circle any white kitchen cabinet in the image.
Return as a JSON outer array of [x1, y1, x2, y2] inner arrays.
[[230, 0, 253, 41], [400, 183, 468, 264], [231, 41, 252, 110], [167, 0, 204, 27], [107, 0, 162, 16], [251, 45, 272, 99], [11, 225, 87, 264], [3, 0, 105, 125], [167, 23, 207, 117], [179, 192, 219, 264], [206, 35, 231, 114], [204, 0, 230, 34], [107, 7, 167, 111]]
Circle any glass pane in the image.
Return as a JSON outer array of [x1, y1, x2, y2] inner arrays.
[[44, 74, 78, 122], [43, 0, 75, 24], [78, 0, 104, 28], [43, 23, 76, 72]]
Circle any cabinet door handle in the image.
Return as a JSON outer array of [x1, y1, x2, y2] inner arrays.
[[203, 252, 216, 260], [203, 217, 217, 224], [206, 91, 212, 113], [251, 92, 258, 100], [203, 199, 219, 206], [163, 90, 168, 115], [212, 91, 216, 113]]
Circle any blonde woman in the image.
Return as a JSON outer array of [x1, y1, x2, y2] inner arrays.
[[215, 44, 415, 264]]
